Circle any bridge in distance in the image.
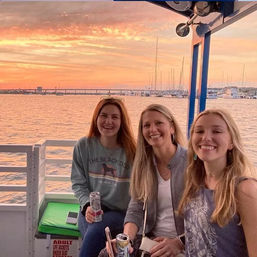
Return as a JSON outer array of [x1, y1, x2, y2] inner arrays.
[[0, 87, 188, 97]]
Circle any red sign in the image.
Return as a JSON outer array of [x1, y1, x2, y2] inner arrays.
[[52, 239, 78, 257]]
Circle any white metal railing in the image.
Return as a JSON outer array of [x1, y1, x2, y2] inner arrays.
[[0, 144, 34, 256], [0, 144, 33, 210], [35, 139, 77, 204], [44, 139, 75, 183], [0, 140, 77, 205], [0, 139, 78, 257]]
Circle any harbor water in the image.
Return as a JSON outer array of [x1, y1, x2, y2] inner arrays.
[[0, 94, 257, 203]]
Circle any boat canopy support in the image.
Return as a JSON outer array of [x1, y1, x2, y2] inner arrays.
[[187, 30, 211, 137], [183, 1, 257, 137], [151, 1, 257, 137]]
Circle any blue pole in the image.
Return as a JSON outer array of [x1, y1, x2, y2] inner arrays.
[[198, 31, 211, 113], [187, 44, 199, 138]]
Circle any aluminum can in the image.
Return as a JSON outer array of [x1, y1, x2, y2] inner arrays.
[[116, 233, 130, 257], [89, 191, 102, 222]]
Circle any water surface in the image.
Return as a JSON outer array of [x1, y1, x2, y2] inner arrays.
[[1, 95, 256, 203]]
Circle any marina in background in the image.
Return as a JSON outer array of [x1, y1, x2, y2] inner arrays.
[[1, 85, 257, 99]]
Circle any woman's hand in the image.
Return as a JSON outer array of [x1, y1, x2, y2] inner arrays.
[[106, 238, 117, 257], [150, 237, 184, 257], [105, 238, 134, 256], [85, 206, 103, 223]]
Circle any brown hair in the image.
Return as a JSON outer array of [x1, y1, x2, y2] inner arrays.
[[88, 97, 136, 164]]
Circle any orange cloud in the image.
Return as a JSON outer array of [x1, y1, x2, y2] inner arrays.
[[0, 1, 256, 89]]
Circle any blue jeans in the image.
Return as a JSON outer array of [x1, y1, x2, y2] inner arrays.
[[78, 210, 125, 257]]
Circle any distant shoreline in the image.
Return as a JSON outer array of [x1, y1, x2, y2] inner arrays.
[[1, 86, 257, 99]]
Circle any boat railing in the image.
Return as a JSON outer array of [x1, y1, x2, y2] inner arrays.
[[0, 143, 35, 257], [34, 139, 77, 205], [0, 139, 78, 257]]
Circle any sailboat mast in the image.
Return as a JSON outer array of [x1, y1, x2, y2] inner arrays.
[[172, 68, 175, 89], [179, 56, 184, 90], [154, 36, 158, 91], [241, 64, 245, 87]]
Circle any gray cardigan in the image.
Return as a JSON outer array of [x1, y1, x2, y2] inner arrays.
[[124, 144, 187, 237]]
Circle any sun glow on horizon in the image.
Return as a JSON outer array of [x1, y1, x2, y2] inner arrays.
[[0, 1, 257, 90]]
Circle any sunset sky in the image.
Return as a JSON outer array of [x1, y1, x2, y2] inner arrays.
[[0, 1, 257, 90]]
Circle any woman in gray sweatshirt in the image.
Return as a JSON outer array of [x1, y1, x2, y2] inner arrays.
[[71, 97, 136, 257]]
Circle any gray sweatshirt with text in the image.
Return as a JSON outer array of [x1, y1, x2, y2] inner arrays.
[[71, 136, 132, 212]]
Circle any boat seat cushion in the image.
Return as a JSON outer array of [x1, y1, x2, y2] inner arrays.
[[38, 202, 81, 237]]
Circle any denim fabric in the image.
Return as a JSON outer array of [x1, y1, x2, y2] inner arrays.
[[78, 210, 125, 257]]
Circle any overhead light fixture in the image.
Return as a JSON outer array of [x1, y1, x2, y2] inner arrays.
[[175, 13, 199, 37], [194, 1, 217, 17], [166, 1, 192, 12], [176, 23, 190, 37], [174, 1, 221, 37]]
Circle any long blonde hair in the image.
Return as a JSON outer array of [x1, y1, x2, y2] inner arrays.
[[88, 97, 136, 164], [178, 109, 254, 226], [130, 104, 185, 201]]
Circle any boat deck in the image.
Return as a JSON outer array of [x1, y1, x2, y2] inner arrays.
[[0, 139, 81, 257]]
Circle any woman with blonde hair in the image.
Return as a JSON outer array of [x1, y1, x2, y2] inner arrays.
[[100, 103, 187, 257], [71, 97, 136, 257], [178, 108, 257, 257]]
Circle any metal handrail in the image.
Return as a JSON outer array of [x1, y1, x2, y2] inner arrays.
[[0, 144, 33, 194], [0, 139, 77, 201]]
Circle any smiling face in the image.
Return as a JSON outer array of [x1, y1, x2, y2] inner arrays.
[[96, 104, 121, 139], [142, 110, 174, 148], [192, 113, 233, 168]]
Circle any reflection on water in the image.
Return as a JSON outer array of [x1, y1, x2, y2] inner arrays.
[[0, 95, 257, 203]]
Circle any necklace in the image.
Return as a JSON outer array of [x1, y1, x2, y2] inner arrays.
[[157, 163, 171, 181]]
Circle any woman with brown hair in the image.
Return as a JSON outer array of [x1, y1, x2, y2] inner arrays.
[[71, 97, 136, 257]]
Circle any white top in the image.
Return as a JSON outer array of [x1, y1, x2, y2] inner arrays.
[[151, 170, 177, 238]]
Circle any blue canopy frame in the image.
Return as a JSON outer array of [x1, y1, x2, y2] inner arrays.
[[150, 1, 257, 137]]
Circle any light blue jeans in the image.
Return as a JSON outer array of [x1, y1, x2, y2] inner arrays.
[[78, 210, 125, 257]]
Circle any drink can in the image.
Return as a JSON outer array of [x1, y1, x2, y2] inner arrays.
[[116, 233, 130, 257], [89, 191, 102, 222]]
